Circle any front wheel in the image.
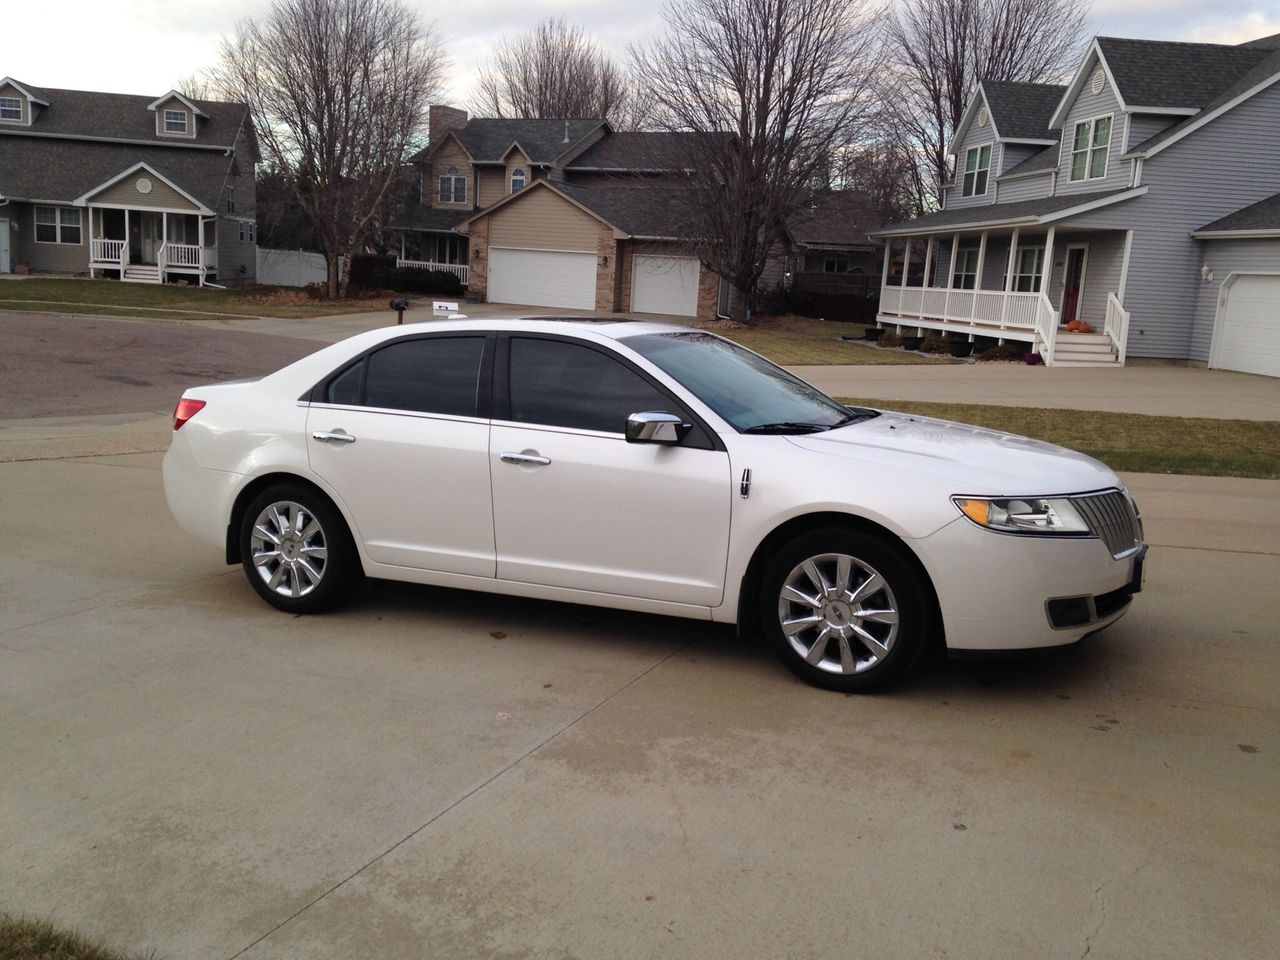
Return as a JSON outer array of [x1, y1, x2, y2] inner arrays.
[[239, 484, 361, 613], [759, 528, 929, 692]]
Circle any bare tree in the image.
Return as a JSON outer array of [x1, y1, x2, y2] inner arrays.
[[885, 0, 1091, 211], [631, 0, 884, 321], [216, 0, 447, 297], [473, 17, 648, 126]]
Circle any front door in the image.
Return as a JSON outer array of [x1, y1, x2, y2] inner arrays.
[[0, 219, 9, 273], [305, 333, 497, 576], [129, 212, 163, 264], [490, 335, 732, 607], [1062, 246, 1088, 325]]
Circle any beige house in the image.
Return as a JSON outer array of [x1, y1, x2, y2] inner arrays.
[[393, 108, 723, 319], [0, 79, 258, 285]]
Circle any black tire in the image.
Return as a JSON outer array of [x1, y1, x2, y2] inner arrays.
[[759, 527, 929, 692], [239, 483, 362, 613]]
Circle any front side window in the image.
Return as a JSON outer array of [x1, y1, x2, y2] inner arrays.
[[1070, 116, 1112, 181], [623, 331, 852, 432], [0, 97, 21, 121], [439, 166, 467, 204], [951, 248, 979, 289], [163, 109, 188, 134], [331, 336, 486, 416], [824, 258, 849, 273], [1013, 247, 1045, 292], [508, 337, 672, 434], [510, 167, 526, 192], [35, 206, 81, 244], [962, 145, 991, 197]]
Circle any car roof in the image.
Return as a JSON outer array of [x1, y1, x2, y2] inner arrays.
[[389, 317, 692, 340]]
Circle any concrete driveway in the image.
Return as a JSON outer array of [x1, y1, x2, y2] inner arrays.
[[1, 309, 1278, 959]]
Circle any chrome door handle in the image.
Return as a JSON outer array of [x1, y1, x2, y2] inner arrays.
[[500, 452, 551, 466], [312, 430, 356, 444]]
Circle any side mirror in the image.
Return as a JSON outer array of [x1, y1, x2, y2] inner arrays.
[[626, 411, 692, 445]]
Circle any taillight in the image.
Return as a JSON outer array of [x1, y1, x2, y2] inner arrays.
[[173, 397, 206, 430]]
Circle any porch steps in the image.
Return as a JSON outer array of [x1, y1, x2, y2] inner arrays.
[[1052, 332, 1121, 366], [122, 265, 162, 284]]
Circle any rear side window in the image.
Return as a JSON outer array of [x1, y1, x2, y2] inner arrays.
[[327, 336, 485, 416], [508, 337, 672, 433]]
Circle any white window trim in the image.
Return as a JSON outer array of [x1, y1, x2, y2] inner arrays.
[[1068, 114, 1113, 183], [163, 109, 188, 134], [438, 168, 468, 204], [34, 206, 83, 245], [961, 145, 992, 198], [155, 103, 196, 139], [1012, 246, 1046, 292], [0, 96, 22, 123], [509, 167, 527, 193], [951, 248, 980, 289]]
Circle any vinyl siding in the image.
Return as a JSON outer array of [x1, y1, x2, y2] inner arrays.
[[0, 82, 32, 125], [487, 187, 602, 252], [1067, 79, 1280, 359], [1193, 238, 1280, 357], [1127, 114, 1175, 151], [215, 217, 256, 282], [23, 203, 88, 273], [476, 168, 505, 207], [1043, 230, 1126, 325], [91, 174, 200, 211], [944, 126, 1000, 210], [153, 96, 195, 140], [1055, 60, 1131, 197], [999, 145, 1041, 175], [997, 173, 1054, 203], [431, 138, 474, 210]]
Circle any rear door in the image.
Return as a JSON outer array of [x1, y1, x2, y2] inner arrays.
[[306, 332, 496, 577], [489, 334, 732, 607]]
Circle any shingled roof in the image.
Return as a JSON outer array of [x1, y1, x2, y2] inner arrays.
[[0, 136, 234, 210], [1096, 36, 1274, 110], [551, 181, 697, 238], [426, 118, 606, 165], [874, 188, 1138, 236], [1194, 192, 1280, 234], [981, 81, 1065, 141], [565, 132, 701, 171], [0, 82, 251, 149], [787, 191, 880, 248]]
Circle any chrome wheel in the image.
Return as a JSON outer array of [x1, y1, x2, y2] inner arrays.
[[249, 500, 328, 599], [777, 552, 900, 676]]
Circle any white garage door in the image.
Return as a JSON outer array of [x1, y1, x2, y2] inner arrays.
[[488, 248, 597, 311], [632, 255, 700, 317], [1213, 275, 1280, 378]]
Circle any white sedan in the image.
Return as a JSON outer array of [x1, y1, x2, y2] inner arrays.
[[163, 319, 1145, 691]]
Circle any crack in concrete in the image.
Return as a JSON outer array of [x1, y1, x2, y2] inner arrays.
[[1081, 880, 1108, 958]]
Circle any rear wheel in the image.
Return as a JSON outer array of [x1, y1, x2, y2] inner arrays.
[[760, 528, 928, 692], [239, 484, 361, 613]]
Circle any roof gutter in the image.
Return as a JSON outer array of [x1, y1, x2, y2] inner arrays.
[[1190, 228, 1280, 239], [0, 129, 240, 152]]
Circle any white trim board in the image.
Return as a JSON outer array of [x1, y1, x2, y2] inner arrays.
[[73, 161, 213, 215]]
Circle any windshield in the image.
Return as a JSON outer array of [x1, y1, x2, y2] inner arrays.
[[622, 331, 873, 433]]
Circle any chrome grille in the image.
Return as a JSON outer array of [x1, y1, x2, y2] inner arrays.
[[1075, 491, 1141, 558]]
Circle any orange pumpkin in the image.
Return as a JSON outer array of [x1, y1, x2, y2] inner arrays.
[[1079, 322, 1094, 333], [1066, 320, 1081, 332]]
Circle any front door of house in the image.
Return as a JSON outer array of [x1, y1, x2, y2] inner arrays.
[[0, 219, 9, 273], [1062, 246, 1088, 325], [129, 212, 163, 264]]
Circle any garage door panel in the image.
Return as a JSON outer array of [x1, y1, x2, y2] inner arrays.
[[488, 249, 597, 311], [1214, 275, 1280, 378], [632, 255, 700, 317]]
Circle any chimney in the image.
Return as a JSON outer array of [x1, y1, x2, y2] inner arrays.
[[428, 105, 468, 147]]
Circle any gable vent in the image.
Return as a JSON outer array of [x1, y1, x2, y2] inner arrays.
[[977, 107, 989, 128], [1091, 69, 1105, 95]]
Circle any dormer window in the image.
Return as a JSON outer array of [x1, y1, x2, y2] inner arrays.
[[439, 166, 467, 204], [1070, 115, 1112, 182], [510, 168, 527, 193], [0, 97, 21, 122], [163, 109, 188, 134], [961, 145, 991, 197]]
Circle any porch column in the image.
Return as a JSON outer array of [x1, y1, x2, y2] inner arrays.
[[975, 231, 988, 289], [197, 217, 205, 287], [400, 232, 405, 261], [124, 209, 130, 269], [880, 240, 891, 287], [1042, 226, 1056, 297], [921, 234, 934, 290], [901, 238, 912, 284], [1001, 227, 1020, 330]]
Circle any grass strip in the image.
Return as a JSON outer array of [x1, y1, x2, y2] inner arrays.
[[0, 914, 155, 960], [838, 397, 1280, 480]]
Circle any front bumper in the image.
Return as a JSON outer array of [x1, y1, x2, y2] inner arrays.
[[915, 517, 1145, 651]]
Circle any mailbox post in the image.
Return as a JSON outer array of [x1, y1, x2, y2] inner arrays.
[[389, 298, 409, 324]]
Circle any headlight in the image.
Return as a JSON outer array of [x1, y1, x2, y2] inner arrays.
[[953, 496, 1091, 535]]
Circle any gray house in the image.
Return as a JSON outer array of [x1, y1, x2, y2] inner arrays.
[[0, 79, 258, 285], [872, 33, 1280, 377]]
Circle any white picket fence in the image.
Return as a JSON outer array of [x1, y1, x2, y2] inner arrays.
[[255, 248, 343, 287]]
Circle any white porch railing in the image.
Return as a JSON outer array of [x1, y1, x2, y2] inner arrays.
[[1104, 292, 1130, 366], [879, 284, 1045, 333], [1033, 294, 1060, 365], [91, 238, 126, 263], [166, 243, 203, 267], [397, 259, 469, 284]]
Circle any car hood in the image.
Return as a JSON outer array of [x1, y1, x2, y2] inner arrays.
[[787, 411, 1121, 495]]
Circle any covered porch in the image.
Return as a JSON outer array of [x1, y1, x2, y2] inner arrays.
[[874, 223, 1134, 367], [396, 229, 469, 285], [87, 207, 217, 285]]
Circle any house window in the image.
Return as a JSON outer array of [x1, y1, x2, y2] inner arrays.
[[1012, 247, 1045, 292], [510, 167, 527, 193], [225, 186, 235, 214], [248, 222, 256, 243], [0, 97, 21, 121], [163, 109, 188, 134], [962, 145, 991, 197], [1070, 116, 1112, 181], [951, 248, 979, 289], [823, 258, 849, 273], [439, 166, 467, 204], [35, 207, 82, 245]]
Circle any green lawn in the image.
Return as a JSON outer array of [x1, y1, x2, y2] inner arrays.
[[0, 277, 391, 320], [705, 316, 953, 365], [839, 397, 1280, 480], [0, 914, 153, 960]]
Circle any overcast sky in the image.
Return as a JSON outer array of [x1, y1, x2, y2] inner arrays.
[[6, 0, 1280, 106]]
